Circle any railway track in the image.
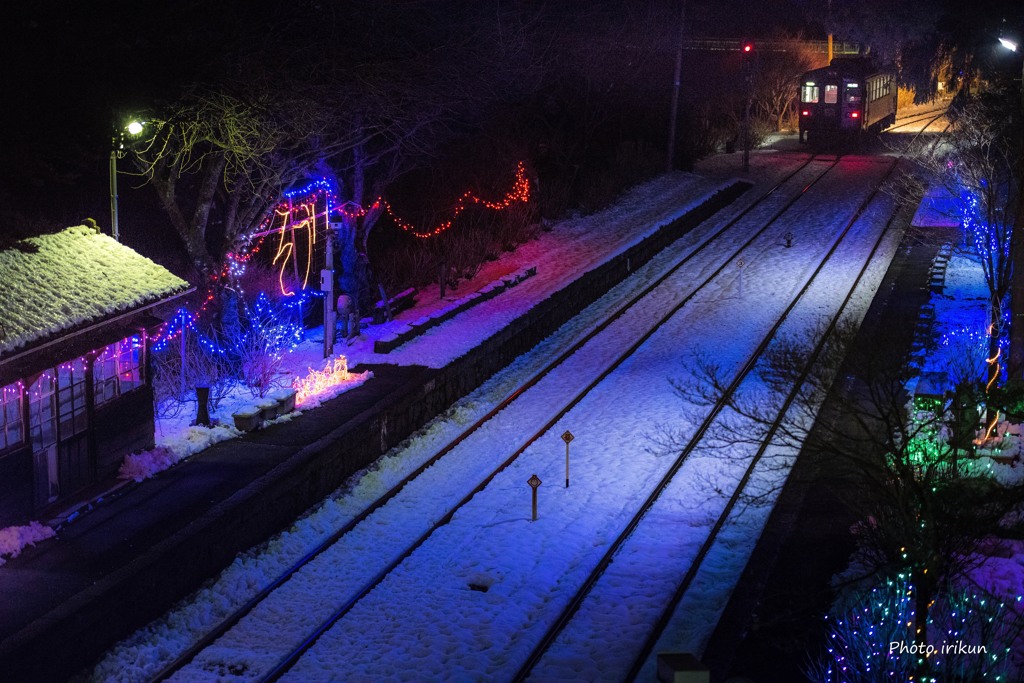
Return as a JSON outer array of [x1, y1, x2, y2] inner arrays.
[[516, 155, 904, 682], [513, 114, 943, 681], [884, 106, 949, 134], [144, 155, 844, 683], [260, 156, 897, 682]]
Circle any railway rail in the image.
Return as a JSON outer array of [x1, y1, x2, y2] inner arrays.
[[148, 155, 843, 683], [517, 155, 903, 682], [884, 106, 949, 134]]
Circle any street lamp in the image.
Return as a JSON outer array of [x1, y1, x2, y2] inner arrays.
[[109, 118, 145, 242], [999, 31, 1024, 377]]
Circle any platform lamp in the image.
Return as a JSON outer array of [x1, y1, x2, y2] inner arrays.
[[998, 36, 1023, 108], [999, 29, 1024, 378], [109, 118, 146, 242]]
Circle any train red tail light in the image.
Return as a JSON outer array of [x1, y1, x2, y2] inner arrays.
[[802, 110, 811, 116], [850, 111, 859, 118]]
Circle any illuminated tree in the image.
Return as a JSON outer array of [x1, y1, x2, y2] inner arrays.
[[891, 93, 1021, 399], [751, 34, 820, 132], [131, 83, 355, 276]]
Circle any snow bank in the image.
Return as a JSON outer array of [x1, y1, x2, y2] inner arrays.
[[0, 522, 55, 566]]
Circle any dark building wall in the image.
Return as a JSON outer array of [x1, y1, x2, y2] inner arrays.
[[0, 356, 158, 528], [0, 444, 33, 526], [93, 385, 156, 481]]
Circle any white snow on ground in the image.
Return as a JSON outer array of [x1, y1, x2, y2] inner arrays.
[[268, 159, 896, 683], [90, 152, 903, 682], [0, 522, 55, 566]]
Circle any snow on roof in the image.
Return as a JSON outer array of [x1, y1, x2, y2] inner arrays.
[[0, 226, 189, 356]]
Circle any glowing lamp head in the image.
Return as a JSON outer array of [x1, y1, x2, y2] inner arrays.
[[126, 120, 145, 135], [999, 37, 1019, 52]]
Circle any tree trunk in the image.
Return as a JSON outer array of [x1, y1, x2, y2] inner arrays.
[[985, 305, 1002, 435]]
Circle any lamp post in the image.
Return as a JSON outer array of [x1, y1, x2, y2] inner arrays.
[[999, 36, 1024, 379], [109, 119, 145, 242]]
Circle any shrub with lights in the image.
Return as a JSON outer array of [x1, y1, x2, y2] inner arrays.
[[808, 576, 1023, 682], [151, 289, 315, 421]]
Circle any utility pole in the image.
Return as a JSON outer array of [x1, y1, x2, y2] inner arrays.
[[827, 0, 833, 63], [109, 148, 119, 242], [1008, 53, 1024, 379], [741, 41, 754, 172], [322, 228, 336, 358], [666, 0, 688, 171]]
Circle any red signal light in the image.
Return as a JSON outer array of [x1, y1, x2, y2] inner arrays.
[[743, 43, 753, 53]]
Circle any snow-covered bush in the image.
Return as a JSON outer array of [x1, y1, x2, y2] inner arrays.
[[236, 293, 303, 398]]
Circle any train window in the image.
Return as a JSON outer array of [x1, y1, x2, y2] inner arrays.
[[801, 84, 819, 103], [824, 85, 838, 104]]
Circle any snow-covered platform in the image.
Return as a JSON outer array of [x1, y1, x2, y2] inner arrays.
[[0, 175, 747, 682]]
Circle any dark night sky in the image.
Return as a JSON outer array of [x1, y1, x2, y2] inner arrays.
[[1, 0, 1021, 238]]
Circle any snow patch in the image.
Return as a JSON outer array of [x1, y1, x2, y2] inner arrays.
[[0, 522, 56, 566]]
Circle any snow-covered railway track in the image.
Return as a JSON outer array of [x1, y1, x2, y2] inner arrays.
[[517, 156, 904, 682], [259, 157, 899, 683], [117, 153, 880, 683], [142, 157, 837, 683]]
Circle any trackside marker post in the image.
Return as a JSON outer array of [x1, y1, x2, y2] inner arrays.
[[528, 474, 542, 521], [561, 430, 574, 487]]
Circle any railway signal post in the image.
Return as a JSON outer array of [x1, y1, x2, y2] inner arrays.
[[741, 41, 754, 172], [561, 430, 574, 487], [528, 474, 542, 521]]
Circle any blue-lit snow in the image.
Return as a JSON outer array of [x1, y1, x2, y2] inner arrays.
[[88, 148, 1022, 683]]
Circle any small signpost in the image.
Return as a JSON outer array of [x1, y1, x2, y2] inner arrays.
[[561, 430, 574, 488], [528, 474, 542, 521]]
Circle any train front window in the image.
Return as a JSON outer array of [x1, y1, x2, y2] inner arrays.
[[824, 85, 838, 104], [801, 83, 819, 103], [845, 83, 861, 104]]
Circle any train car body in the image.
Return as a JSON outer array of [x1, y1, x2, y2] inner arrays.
[[798, 57, 897, 145]]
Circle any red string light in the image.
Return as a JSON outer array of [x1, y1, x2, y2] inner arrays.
[[382, 161, 531, 238], [152, 161, 530, 336]]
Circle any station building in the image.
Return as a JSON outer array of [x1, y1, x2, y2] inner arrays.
[[0, 225, 189, 526]]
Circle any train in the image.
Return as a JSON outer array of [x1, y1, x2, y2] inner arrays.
[[798, 57, 897, 145]]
